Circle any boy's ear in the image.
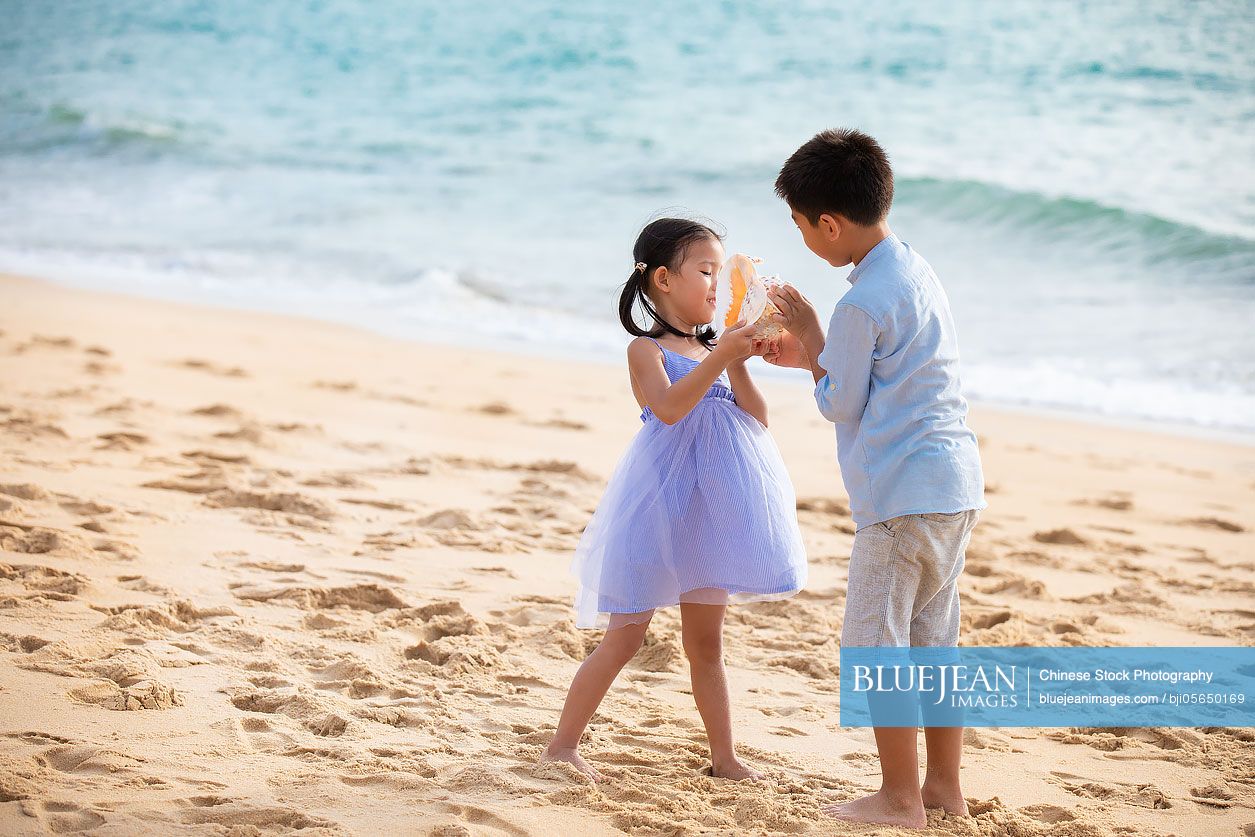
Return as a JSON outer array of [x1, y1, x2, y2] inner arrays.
[[817, 213, 842, 241]]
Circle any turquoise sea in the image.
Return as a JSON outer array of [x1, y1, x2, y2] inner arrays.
[[3, 1, 1253, 431]]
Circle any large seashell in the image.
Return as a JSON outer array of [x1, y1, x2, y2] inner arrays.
[[716, 253, 784, 338]]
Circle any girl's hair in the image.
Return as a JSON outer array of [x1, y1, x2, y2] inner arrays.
[[618, 217, 723, 350]]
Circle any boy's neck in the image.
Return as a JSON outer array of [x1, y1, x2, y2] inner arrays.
[[849, 221, 894, 266]]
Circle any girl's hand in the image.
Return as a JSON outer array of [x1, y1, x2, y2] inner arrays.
[[767, 283, 823, 342], [716, 320, 767, 363]]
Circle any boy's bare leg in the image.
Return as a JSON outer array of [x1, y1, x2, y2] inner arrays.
[[679, 602, 761, 780], [542, 615, 652, 781], [823, 726, 926, 828], [921, 726, 967, 814]]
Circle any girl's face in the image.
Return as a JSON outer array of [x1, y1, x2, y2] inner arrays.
[[652, 236, 724, 327]]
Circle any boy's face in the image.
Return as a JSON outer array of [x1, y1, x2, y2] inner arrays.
[[790, 209, 850, 267]]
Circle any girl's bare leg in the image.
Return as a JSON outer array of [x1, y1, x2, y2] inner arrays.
[[542, 612, 653, 781], [679, 601, 761, 780]]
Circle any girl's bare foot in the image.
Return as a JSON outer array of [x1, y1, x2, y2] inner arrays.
[[540, 745, 603, 783], [822, 789, 927, 829], [710, 756, 764, 781], [920, 779, 968, 816]]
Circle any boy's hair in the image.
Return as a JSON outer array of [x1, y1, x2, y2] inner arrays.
[[618, 216, 723, 350], [774, 128, 894, 226]]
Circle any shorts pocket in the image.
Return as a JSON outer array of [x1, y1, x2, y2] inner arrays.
[[922, 510, 967, 523], [875, 515, 906, 537]]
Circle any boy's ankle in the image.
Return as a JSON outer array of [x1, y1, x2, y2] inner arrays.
[[877, 782, 924, 807], [921, 770, 961, 792]]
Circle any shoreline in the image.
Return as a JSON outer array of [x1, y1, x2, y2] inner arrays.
[[1, 269, 1252, 835], [6, 270, 1252, 448]]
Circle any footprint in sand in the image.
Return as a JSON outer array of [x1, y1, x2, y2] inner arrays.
[[32, 800, 108, 832], [301, 470, 372, 488], [474, 401, 515, 416], [211, 715, 299, 755], [175, 358, 250, 378], [1074, 495, 1134, 511], [1018, 803, 1077, 823], [228, 687, 353, 737], [190, 403, 244, 419], [212, 423, 268, 446], [95, 431, 150, 451], [18, 642, 185, 710], [231, 582, 405, 612], [533, 416, 589, 431], [968, 609, 1014, 630], [57, 497, 115, 516], [979, 574, 1051, 599], [0, 631, 53, 653], [84, 359, 121, 375], [182, 449, 251, 466], [92, 599, 235, 637], [1, 409, 70, 440], [1032, 527, 1088, 546], [1180, 515, 1246, 533], [12, 334, 76, 353], [339, 497, 412, 512], [796, 496, 851, 516], [206, 488, 336, 525], [0, 561, 89, 601], [177, 797, 338, 831], [310, 379, 358, 391]]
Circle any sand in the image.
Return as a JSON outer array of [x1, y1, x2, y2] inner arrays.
[[0, 272, 1252, 836]]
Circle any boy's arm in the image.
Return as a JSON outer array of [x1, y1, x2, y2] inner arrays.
[[766, 284, 877, 423], [813, 303, 877, 425]]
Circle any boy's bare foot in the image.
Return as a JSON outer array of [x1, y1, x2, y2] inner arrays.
[[540, 745, 603, 783], [921, 779, 969, 816], [822, 789, 927, 829], [710, 756, 764, 781]]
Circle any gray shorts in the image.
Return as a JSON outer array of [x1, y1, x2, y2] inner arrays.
[[841, 510, 979, 662]]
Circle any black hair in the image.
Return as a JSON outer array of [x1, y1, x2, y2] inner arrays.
[[618, 216, 724, 350], [774, 128, 894, 226]]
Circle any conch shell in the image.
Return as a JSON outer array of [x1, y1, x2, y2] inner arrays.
[[715, 253, 784, 339]]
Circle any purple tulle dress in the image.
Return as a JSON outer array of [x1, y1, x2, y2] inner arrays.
[[570, 337, 808, 629]]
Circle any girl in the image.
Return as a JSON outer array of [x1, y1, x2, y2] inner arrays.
[[541, 217, 808, 782]]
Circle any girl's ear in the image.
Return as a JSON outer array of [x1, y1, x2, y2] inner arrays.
[[651, 266, 670, 293]]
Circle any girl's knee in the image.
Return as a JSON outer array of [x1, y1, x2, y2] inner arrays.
[[682, 632, 722, 664], [599, 625, 647, 664]]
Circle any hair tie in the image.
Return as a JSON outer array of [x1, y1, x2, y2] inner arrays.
[[634, 262, 647, 274]]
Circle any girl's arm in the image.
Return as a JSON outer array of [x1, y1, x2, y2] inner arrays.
[[628, 323, 760, 426], [725, 359, 769, 427]]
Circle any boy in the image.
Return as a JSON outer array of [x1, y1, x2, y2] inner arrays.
[[764, 128, 985, 828]]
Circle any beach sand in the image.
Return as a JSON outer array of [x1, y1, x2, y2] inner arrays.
[[1, 272, 1252, 836]]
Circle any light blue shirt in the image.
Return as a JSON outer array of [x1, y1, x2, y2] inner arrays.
[[813, 233, 986, 529]]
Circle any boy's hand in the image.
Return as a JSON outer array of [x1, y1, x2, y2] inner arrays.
[[768, 283, 822, 341], [762, 330, 809, 369]]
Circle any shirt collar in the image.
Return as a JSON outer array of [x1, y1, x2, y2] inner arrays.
[[846, 233, 899, 285]]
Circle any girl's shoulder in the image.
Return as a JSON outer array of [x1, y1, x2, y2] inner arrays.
[[627, 335, 665, 362]]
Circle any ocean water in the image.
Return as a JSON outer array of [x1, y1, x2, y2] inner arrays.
[[3, 1, 1253, 433]]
